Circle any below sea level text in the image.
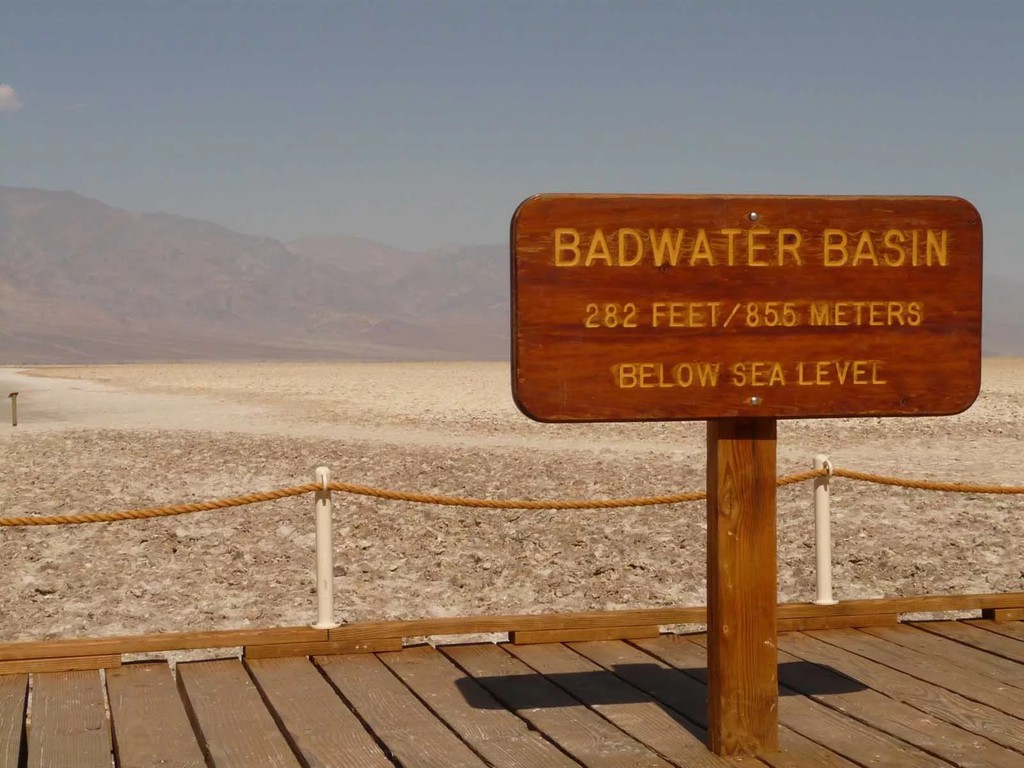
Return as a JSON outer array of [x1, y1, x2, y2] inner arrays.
[[613, 360, 888, 389]]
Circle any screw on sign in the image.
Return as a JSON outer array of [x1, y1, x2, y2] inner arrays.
[[510, 194, 983, 757]]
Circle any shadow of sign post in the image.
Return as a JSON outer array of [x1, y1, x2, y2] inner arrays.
[[510, 194, 983, 757]]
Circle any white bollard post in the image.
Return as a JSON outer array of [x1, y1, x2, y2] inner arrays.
[[312, 466, 340, 629], [813, 454, 838, 606]]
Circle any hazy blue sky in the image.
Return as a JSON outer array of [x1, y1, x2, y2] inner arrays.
[[3, 1, 1022, 275]]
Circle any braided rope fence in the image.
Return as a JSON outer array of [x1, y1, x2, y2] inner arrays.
[[1, 467, 1022, 528]]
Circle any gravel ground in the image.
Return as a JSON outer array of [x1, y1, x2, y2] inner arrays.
[[1, 360, 1021, 645]]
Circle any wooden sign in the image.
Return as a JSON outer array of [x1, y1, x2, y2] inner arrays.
[[512, 194, 982, 421]]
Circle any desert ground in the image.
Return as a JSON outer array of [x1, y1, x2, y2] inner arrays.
[[1, 360, 1022, 650]]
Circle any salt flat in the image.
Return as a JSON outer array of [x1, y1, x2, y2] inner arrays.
[[1, 360, 1021, 644]]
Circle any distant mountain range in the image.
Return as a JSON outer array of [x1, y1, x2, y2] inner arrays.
[[0, 185, 1021, 363], [0, 186, 508, 362]]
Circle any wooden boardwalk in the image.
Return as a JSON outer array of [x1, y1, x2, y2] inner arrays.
[[2, 618, 1023, 767]]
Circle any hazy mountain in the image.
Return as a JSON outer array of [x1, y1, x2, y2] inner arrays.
[[0, 187, 508, 363], [0, 185, 1020, 364]]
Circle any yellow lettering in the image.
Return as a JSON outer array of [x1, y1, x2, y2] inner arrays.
[[617, 228, 643, 267], [823, 229, 848, 266], [721, 228, 743, 266], [614, 363, 638, 388], [882, 229, 906, 266], [926, 230, 948, 266], [747, 228, 769, 267], [690, 229, 715, 265], [554, 228, 581, 267], [809, 302, 830, 325], [777, 228, 803, 265], [908, 301, 923, 326], [585, 229, 612, 266], [649, 229, 685, 267], [911, 229, 920, 266], [851, 232, 879, 266]]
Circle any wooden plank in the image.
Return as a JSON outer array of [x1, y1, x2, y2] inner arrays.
[[811, 628, 1024, 719], [639, 635, 949, 767], [0, 626, 326, 661], [777, 592, 1024, 619], [570, 639, 854, 768], [246, 657, 392, 768], [176, 659, 301, 768], [983, 608, 1024, 622], [0, 654, 120, 675], [316, 651, 486, 768], [1, 594, 1023, 662], [106, 662, 206, 768], [706, 418, 778, 756], [863, 624, 1024, 689], [511, 625, 659, 645], [914, 620, 1024, 664], [506, 641, 738, 767], [966, 618, 1024, 642], [777, 613, 897, 633], [775, 644, 1024, 768], [380, 644, 580, 768], [778, 630, 1024, 756], [28, 670, 111, 768], [329, 606, 708, 642], [243, 637, 401, 659], [442, 643, 672, 768], [0, 675, 27, 768]]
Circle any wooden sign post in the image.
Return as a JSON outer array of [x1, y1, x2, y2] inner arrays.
[[511, 194, 982, 755], [8, 393, 17, 428]]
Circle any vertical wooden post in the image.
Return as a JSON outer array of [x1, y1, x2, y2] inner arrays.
[[706, 418, 778, 755], [8, 393, 16, 428]]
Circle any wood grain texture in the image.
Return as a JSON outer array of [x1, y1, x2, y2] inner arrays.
[[176, 659, 301, 768], [642, 635, 947, 768], [778, 630, 1024, 755], [316, 651, 487, 768], [243, 636, 401, 659], [0, 654, 120, 675], [706, 418, 778, 755], [983, 608, 1024, 622], [27, 670, 111, 768], [571, 639, 852, 768], [864, 624, 1024, 689], [0, 625, 326, 661], [0, 675, 27, 768], [442, 643, 669, 768], [1, 596, 1022, 663], [506, 641, 738, 768], [511, 625, 659, 645], [106, 662, 206, 768], [512, 194, 982, 421], [379, 644, 579, 768], [777, 613, 897, 633], [966, 618, 1024, 642], [246, 657, 392, 768], [775, 645, 1023, 768], [809, 628, 1024, 719]]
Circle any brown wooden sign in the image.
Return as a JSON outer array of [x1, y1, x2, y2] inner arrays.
[[511, 194, 982, 421]]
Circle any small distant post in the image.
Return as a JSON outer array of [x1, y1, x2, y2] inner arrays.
[[7, 393, 17, 427]]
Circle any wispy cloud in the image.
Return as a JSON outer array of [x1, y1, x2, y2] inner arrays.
[[0, 84, 23, 112]]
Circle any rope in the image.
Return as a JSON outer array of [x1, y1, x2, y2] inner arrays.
[[830, 468, 1024, 495], [0, 484, 319, 527], [0, 466, 1021, 528]]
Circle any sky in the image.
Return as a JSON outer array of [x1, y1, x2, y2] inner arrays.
[[2, 1, 1023, 276]]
